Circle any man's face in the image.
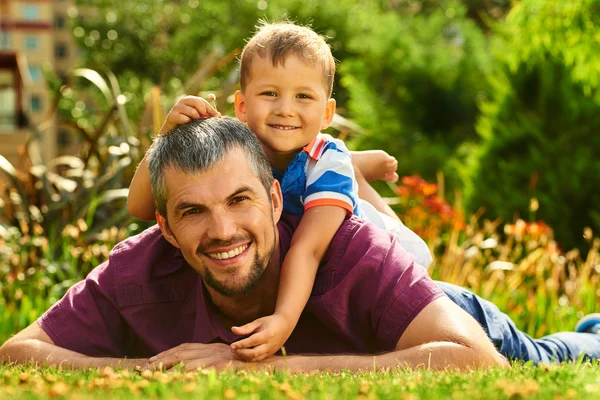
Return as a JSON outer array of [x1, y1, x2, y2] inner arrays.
[[157, 147, 283, 297], [234, 54, 336, 166]]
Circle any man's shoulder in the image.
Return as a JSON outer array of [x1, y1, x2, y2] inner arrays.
[[107, 225, 185, 285], [327, 216, 398, 268]]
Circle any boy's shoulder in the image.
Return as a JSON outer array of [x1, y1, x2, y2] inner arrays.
[[305, 133, 351, 161]]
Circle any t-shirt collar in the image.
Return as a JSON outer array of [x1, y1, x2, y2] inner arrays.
[[192, 278, 240, 344]]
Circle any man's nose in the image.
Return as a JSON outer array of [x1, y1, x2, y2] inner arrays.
[[206, 209, 238, 240]]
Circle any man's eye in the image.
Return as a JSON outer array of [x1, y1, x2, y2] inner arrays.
[[231, 196, 249, 204], [183, 208, 198, 216]]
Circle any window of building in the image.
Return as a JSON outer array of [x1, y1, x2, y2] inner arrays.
[[23, 4, 40, 21], [23, 5, 40, 21], [55, 15, 66, 29], [24, 35, 39, 50], [29, 65, 42, 81], [0, 72, 17, 131], [0, 31, 10, 50], [55, 43, 68, 58], [31, 95, 42, 112]]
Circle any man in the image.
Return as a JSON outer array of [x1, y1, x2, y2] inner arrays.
[[1, 118, 598, 371]]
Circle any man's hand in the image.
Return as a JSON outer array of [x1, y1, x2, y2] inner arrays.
[[159, 96, 222, 135], [230, 314, 291, 362], [148, 343, 244, 371]]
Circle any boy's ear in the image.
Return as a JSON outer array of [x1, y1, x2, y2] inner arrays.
[[234, 90, 247, 123], [321, 98, 337, 130], [156, 213, 181, 249]]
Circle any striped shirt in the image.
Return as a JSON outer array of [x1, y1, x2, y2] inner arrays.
[[273, 133, 362, 217]]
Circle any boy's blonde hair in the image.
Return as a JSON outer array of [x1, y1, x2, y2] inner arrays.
[[240, 21, 336, 97]]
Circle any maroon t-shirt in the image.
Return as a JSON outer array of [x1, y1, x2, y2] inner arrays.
[[38, 215, 444, 357]]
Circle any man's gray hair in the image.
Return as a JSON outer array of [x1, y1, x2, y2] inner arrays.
[[147, 117, 274, 217]]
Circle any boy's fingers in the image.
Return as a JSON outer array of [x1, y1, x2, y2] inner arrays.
[[234, 345, 269, 362], [231, 320, 261, 336], [176, 104, 203, 120], [181, 96, 221, 118], [230, 330, 268, 351]]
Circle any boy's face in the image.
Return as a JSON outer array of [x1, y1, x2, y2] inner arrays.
[[234, 54, 336, 165]]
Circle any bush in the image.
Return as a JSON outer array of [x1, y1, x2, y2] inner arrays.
[[340, 0, 492, 194], [463, 0, 600, 252]]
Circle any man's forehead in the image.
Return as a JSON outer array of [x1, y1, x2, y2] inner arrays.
[[163, 148, 261, 202]]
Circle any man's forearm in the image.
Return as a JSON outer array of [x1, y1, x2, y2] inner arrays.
[[271, 342, 507, 372], [0, 339, 147, 369]]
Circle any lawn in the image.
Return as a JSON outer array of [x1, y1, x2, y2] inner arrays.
[[1, 362, 600, 399]]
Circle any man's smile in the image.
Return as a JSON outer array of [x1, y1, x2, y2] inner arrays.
[[207, 243, 250, 260]]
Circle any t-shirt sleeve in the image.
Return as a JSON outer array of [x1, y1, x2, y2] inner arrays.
[[37, 261, 126, 357], [371, 238, 445, 350], [303, 138, 359, 214]]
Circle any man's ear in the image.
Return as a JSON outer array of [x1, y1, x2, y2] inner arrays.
[[156, 212, 180, 249], [234, 90, 247, 123], [270, 179, 283, 223], [320, 98, 337, 130]]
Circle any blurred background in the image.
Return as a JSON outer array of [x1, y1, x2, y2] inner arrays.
[[0, 0, 599, 342]]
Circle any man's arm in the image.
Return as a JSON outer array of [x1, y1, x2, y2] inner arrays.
[[274, 296, 507, 371], [0, 322, 148, 369], [149, 296, 507, 372]]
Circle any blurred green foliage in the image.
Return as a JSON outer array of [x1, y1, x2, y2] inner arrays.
[[47, 0, 600, 251], [463, 0, 600, 251]]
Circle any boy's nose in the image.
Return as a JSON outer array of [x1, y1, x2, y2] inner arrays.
[[273, 97, 295, 116]]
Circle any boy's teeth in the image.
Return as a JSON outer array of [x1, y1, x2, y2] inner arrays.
[[271, 125, 295, 130], [208, 244, 248, 260]]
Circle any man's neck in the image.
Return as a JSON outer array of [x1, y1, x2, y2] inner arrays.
[[207, 233, 282, 327]]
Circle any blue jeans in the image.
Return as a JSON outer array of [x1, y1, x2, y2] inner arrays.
[[437, 281, 600, 363]]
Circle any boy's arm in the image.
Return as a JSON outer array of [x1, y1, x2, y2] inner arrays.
[[276, 204, 347, 319], [127, 96, 221, 221], [231, 205, 347, 361]]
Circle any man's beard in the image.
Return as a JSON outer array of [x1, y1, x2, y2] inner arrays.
[[197, 230, 276, 297]]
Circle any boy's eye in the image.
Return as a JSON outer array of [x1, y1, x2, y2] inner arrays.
[[297, 93, 313, 99], [260, 91, 276, 97]]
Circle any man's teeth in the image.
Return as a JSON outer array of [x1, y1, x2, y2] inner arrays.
[[208, 244, 249, 260]]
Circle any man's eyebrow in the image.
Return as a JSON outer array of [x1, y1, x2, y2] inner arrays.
[[174, 186, 256, 212], [228, 186, 256, 199], [174, 201, 206, 213]]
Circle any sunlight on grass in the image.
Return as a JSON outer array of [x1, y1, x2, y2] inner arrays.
[[1, 361, 600, 399]]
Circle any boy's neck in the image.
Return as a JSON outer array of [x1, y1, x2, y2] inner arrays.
[[266, 149, 302, 173]]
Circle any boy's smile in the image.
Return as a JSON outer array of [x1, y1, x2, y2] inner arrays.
[[235, 54, 336, 171]]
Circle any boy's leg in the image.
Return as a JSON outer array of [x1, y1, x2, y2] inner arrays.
[[436, 281, 600, 363]]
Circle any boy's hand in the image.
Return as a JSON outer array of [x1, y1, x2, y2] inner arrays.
[[159, 95, 222, 135], [230, 314, 292, 362]]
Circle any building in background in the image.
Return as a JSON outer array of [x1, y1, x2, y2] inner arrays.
[[0, 0, 78, 168]]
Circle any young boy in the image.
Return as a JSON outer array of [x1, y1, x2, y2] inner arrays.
[[128, 21, 432, 362]]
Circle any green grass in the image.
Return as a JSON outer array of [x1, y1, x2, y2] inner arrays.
[[1, 362, 600, 399]]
